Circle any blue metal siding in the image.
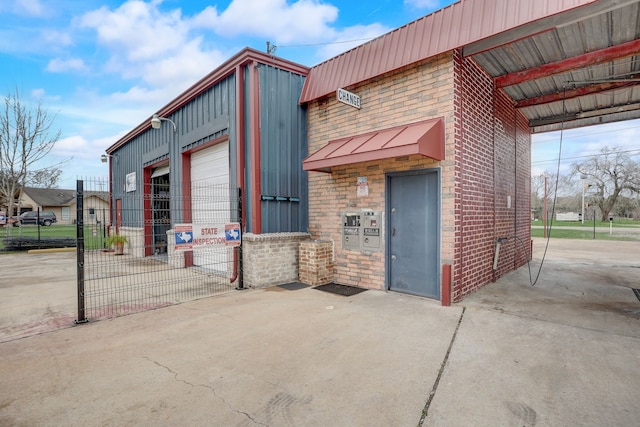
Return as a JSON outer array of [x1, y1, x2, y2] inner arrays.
[[258, 65, 308, 233], [111, 74, 236, 227]]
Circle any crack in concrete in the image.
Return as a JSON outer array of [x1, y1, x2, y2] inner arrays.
[[143, 356, 266, 426], [418, 307, 466, 426]]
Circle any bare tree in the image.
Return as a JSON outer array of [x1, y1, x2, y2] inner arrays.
[[0, 89, 62, 221], [614, 195, 638, 219], [531, 172, 578, 220], [572, 146, 640, 221], [28, 167, 63, 189]]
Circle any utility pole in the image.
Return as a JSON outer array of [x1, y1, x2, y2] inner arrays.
[[581, 174, 587, 225]]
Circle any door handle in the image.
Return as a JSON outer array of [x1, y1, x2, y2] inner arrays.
[[392, 228, 396, 236], [391, 255, 396, 261]]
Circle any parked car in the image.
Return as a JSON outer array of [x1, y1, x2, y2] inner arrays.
[[12, 211, 57, 226]]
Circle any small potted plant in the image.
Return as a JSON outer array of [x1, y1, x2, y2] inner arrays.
[[106, 233, 128, 255]]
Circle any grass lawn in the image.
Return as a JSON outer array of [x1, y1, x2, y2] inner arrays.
[[0, 224, 109, 251], [531, 218, 640, 241], [530, 227, 639, 241], [531, 218, 640, 228]]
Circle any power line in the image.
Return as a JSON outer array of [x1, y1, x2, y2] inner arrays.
[[533, 122, 640, 144], [532, 147, 640, 165], [270, 37, 376, 49]]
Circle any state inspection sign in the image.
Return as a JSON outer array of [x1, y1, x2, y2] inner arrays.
[[174, 223, 241, 251]]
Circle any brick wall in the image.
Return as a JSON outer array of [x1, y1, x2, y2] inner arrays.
[[307, 53, 456, 290], [306, 49, 531, 301], [242, 232, 310, 288], [452, 49, 531, 300], [299, 240, 334, 285]]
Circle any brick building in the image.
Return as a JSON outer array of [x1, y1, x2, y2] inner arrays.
[[101, 0, 640, 298], [302, 51, 529, 302], [300, 0, 639, 302]]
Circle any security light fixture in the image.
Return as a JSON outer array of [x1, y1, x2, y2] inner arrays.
[[101, 153, 118, 164], [151, 114, 177, 131]]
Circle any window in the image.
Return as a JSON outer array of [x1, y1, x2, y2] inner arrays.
[[61, 207, 70, 220]]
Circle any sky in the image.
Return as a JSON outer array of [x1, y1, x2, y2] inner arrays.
[[1, 0, 639, 189]]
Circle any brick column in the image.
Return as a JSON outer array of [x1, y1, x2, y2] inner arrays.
[[299, 240, 334, 286]]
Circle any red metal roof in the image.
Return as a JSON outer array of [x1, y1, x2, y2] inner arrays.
[[299, 0, 597, 103], [302, 118, 445, 172]]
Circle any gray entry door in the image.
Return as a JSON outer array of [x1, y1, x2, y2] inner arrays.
[[388, 171, 439, 299]]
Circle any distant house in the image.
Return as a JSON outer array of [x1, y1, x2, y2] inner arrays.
[[16, 187, 109, 225]]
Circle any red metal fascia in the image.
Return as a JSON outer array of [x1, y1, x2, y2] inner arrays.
[[142, 166, 153, 257], [496, 39, 640, 88], [235, 64, 246, 230], [181, 153, 192, 224], [250, 61, 262, 234], [180, 153, 193, 268], [514, 81, 635, 108]]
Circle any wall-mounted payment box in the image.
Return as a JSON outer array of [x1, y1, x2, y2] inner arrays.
[[362, 211, 381, 250], [342, 211, 382, 251], [342, 212, 361, 250]]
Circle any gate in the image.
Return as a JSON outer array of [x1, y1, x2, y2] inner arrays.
[[75, 179, 242, 323]]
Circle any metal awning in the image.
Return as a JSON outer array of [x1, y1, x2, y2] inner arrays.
[[303, 117, 444, 173]]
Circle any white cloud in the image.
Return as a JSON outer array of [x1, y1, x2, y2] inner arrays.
[[46, 57, 87, 72], [192, 0, 339, 44], [133, 38, 226, 89], [54, 135, 90, 157], [54, 132, 126, 160], [78, 1, 228, 93], [404, 0, 441, 9], [49, 134, 121, 187], [531, 119, 640, 175], [31, 88, 45, 99], [42, 29, 73, 47], [316, 23, 391, 61], [80, 1, 186, 62], [12, 0, 44, 16]]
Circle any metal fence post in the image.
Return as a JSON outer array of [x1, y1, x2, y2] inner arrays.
[[75, 180, 88, 324], [237, 187, 244, 289]]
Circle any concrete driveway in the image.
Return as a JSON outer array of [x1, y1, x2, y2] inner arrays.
[[1, 238, 639, 426]]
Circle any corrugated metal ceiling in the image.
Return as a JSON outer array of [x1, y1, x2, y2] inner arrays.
[[470, 0, 640, 132], [300, 0, 640, 133]]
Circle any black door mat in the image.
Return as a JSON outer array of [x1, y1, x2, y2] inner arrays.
[[314, 283, 367, 297], [277, 282, 311, 291]]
